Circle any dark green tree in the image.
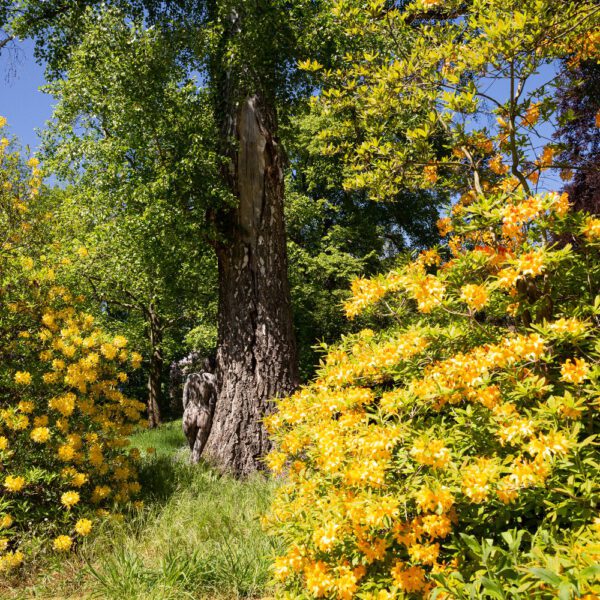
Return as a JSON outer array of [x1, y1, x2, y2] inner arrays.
[[284, 109, 444, 378]]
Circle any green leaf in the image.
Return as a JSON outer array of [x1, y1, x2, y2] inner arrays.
[[580, 564, 600, 580], [459, 534, 482, 555], [557, 582, 573, 600], [528, 567, 562, 587], [480, 577, 505, 599]]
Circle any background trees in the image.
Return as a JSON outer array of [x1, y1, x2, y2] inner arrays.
[[39, 11, 222, 427], [284, 109, 444, 377], [3, 0, 447, 472], [48, 185, 218, 427]]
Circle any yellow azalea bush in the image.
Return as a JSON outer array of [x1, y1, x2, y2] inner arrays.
[[266, 0, 600, 596], [0, 119, 145, 573], [265, 186, 600, 598]]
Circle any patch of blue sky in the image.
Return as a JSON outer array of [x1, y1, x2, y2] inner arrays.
[[454, 60, 565, 194], [0, 38, 54, 154]]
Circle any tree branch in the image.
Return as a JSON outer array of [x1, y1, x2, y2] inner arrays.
[[0, 34, 15, 52]]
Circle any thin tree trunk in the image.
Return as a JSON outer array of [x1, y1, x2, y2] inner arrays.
[[147, 308, 163, 428], [202, 94, 299, 475]]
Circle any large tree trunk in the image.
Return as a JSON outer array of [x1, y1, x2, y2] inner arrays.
[[202, 94, 299, 475], [146, 308, 163, 428]]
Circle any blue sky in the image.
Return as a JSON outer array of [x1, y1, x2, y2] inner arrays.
[[0, 39, 54, 152], [1, 38, 563, 194]]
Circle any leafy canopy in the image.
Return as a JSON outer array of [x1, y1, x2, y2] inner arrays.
[[266, 1, 600, 598]]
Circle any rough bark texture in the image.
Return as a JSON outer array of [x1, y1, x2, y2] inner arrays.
[[168, 352, 208, 417], [202, 94, 299, 475], [183, 371, 217, 462], [146, 310, 163, 428]]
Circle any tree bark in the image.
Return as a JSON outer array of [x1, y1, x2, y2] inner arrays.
[[147, 308, 163, 428], [182, 371, 217, 462], [202, 94, 299, 475]]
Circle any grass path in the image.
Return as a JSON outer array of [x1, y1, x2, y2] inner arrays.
[[4, 421, 278, 600]]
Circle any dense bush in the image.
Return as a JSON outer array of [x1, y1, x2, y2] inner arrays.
[[266, 1, 600, 597], [0, 120, 145, 572], [266, 186, 599, 598]]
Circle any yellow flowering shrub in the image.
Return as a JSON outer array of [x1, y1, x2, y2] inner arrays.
[[266, 186, 600, 598], [0, 119, 145, 573], [268, 1, 600, 596]]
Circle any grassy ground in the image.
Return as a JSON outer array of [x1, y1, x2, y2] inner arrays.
[[4, 421, 278, 600]]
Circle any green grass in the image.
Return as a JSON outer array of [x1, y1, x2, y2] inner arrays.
[[5, 421, 279, 600], [129, 420, 190, 458]]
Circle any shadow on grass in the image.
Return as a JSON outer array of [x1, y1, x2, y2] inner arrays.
[[137, 455, 198, 503], [81, 423, 280, 599], [2, 421, 279, 600]]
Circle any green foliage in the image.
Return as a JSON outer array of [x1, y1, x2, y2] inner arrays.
[[301, 0, 600, 201], [285, 106, 444, 378], [42, 7, 224, 206], [2, 421, 278, 600], [0, 122, 146, 574], [36, 9, 224, 414], [184, 321, 218, 358], [286, 186, 376, 380]]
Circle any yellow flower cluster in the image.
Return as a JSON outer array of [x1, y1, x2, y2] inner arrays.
[[4, 475, 26, 493], [0, 277, 145, 570], [75, 518, 93, 536], [53, 535, 72, 552], [30, 426, 51, 443], [501, 192, 571, 242], [521, 102, 541, 127], [560, 358, 589, 385], [583, 216, 600, 240], [0, 550, 24, 573], [407, 274, 446, 313], [460, 283, 488, 311], [319, 329, 428, 387], [61, 491, 80, 508], [344, 275, 401, 318], [410, 438, 451, 470], [266, 185, 599, 597], [14, 371, 32, 385]]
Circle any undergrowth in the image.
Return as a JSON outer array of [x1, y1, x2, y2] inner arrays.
[[2, 420, 277, 600]]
